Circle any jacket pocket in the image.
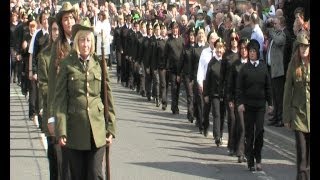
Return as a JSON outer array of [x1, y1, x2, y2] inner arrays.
[[93, 72, 102, 95], [68, 75, 80, 95]]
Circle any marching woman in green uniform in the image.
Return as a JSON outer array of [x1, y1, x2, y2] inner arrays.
[[37, 17, 62, 180], [53, 17, 116, 179], [47, 2, 77, 179], [283, 32, 310, 180]]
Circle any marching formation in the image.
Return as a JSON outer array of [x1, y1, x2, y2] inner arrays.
[[10, 0, 309, 180]]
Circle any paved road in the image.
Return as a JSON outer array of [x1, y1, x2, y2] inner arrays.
[[10, 68, 297, 180]]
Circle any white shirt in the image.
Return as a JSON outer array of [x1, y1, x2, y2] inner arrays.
[[241, 58, 248, 64], [251, 24, 264, 58], [94, 20, 112, 56], [28, 29, 41, 54], [197, 47, 216, 87], [250, 60, 259, 67]]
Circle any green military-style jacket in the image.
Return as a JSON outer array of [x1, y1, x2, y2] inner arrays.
[[47, 40, 72, 120], [283, 60, 310, 133], [37, 44, 52, 136], [54, 50, 116, 150]]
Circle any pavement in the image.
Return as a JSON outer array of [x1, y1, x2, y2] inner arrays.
[[10, 67, 297, 180], [10, 83, 49, 180]]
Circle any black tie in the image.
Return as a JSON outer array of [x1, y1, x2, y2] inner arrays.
[[253, 62, 257, 67]]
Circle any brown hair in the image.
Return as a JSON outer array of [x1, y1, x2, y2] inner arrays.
[[291, 44, 310, 78]]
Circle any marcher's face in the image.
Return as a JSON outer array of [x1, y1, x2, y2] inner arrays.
[[172, 27, 179, 36], [51, 22, 59, 42], [215, 45, 225, 58], [189, 34, 195, 44], [134, 24, 140, 32], [197, 29, 205, 42], [230, 33, 238, 48], [29, 26, 36, 35], [160, 27, 167, 36], [141, 25, 147, 34], [240, 44, 248, 58], [78, 33, 92, 58], [299, 44, 310, 58], [41, 14, 49, 29], [154, 26, 160, 36], [62, 12, 76, 37], [249, 49, 258, 60], [147, 26, 153, 35]]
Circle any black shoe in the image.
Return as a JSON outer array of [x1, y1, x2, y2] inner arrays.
[[238, 156, 247, 163], [248, 166, 255, 171], [268, 120, 278, 126], [256, 163, 262, 171], [228, 150, 235, 156], [155, 98, 160, 107], [199, 129, 203, 134], [172, 110, 179, 114], [274, 121, 284, 127], [162, 103, 167, 110], [147, 96, 151, 101], [268, 117, 277, 122], [215, 138, 222, 147], [203, 129, 208, 137]]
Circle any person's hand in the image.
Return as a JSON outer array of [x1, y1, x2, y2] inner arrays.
[[32, 74, 38, 81], [284, 122, 291, 129], [204, 96, 209, 103], [22, 40, 28, 49], [106, 134, 113, 145], [238, 104, 245, 112], [59, 136, 67, 146], [16, 54, 21, 61], [28, 71, 33, 80], [146, 68, 150, 74], [176, 75, 180, 83], [267, 106, 273, 114]]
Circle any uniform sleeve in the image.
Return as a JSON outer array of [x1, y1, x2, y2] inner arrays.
[[53, 59, 68, 138], [283, 61, 294, 124]]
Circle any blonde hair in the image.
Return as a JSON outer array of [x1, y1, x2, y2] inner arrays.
[[73, 30, 95, 55]]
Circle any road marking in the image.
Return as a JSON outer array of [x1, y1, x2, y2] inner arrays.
[[264, 127, 295, 144]]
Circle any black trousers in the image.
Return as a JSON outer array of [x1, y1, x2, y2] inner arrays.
[[271, 76, 285, 121], [194, 83, 204, 130], [170, 73, 181, 112], [29, 79, 38, 118], [244, 105, 265, 166], [181, 74, 194, 119], [159, 69, 169, 106], [145, 67, 152, 99], [295, 130, 310, 180], [120, 54, 127, 84], [235, 109, 245, 157], [47, 136, 63, 180], [127, 58, 134, 89], [116, 51, 121, 82], [151, 69, 160, 98], [68, 145, 105, 180], [139, 63, 146, 95], [228, 103, 238, 153]]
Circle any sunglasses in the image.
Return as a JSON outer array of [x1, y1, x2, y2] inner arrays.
[[230, 37, 238, 41]]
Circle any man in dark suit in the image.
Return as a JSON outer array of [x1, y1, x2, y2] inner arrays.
[[164, 21, 184, 114]]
